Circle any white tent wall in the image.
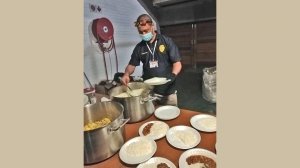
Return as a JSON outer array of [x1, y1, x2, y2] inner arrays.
[[84, 0, 156, 87]]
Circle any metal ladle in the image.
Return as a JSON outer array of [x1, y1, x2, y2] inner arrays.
[[84, 72, 96, 104], [118, 77, 134, 96]]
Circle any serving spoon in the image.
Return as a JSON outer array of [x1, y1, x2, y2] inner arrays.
[[118, 77, 134, 96]]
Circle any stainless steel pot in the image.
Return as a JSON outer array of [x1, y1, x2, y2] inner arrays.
[[109, 82, 156, 123], [84, 101, 129, 164]]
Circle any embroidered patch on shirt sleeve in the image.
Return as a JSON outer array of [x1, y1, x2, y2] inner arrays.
[[159, 44, 165, 53]]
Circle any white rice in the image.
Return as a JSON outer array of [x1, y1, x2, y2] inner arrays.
[[198, 118, 216, 130], [115, 88, 144, 98], [174, 131, 197, 146], [129, 88, 144, 96], [125, 140, 152, 157], [148, 122, 168, 137]]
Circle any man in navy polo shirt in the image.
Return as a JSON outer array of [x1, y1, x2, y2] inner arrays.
[[121, 14, 182, 106]]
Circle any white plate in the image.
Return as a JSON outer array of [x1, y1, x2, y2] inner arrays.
[[154, 106, 180, 120], [137, 157, 176, 168], [179, 148, 217, 168], [138, 121, 169, 140], [190, 114, 217, 132], [119, 137, 157, 165], [166, 125, 201, 149], [144, 77, 170, 85]]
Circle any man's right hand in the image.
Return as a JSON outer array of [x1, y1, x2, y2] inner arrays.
[[120, 75, 130, 85], [121, 65, 136, 85]]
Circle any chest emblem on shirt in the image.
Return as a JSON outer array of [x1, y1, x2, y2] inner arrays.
[[159, 45, 165, 53]]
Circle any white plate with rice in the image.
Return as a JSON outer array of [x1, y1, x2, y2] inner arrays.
[[179, 148, 217, 168], [166, 125, 201, 150], [138, 121, 169, 140], [137, 157, 176, 168], [119, 136, 157, 165], [144, 77, 170, 85], [154, 106, 180, 120], [190, 114, 217, 132]]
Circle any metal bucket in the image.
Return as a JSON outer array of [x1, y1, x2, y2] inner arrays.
[[84, 101, 129, 164], [109, 82, 155, 123]]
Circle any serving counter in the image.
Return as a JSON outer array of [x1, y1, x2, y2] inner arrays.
[[84, 108, 216, 168]]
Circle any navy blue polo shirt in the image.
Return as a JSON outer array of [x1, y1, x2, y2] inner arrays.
[[128, 34, 181, 95]]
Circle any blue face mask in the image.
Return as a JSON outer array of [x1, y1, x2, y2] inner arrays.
[[140, 32, 153, 41]]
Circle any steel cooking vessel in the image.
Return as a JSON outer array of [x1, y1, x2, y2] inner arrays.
[[84, 101, 129, 164], [109, 82, 155, 123]]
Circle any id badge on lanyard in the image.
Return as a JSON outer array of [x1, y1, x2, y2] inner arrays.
[[149, 60, 158, 68], [146, 40, 158, 68]]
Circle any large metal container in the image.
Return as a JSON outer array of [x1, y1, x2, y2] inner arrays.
[[84, 101, 129, 164], [109, 82, 155, 123]]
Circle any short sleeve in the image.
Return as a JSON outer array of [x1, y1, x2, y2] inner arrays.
[[128, 45, 141, 66], [164, 36, 181, 63]]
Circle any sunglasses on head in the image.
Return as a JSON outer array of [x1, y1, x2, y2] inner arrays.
[[134, 20, 152, 27]]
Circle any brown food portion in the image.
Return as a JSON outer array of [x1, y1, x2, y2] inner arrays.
[[186, 155, 216, 168], [142, 123, 154, 135], [157, 163, 170, 168]]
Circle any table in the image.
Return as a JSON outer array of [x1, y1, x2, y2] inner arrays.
[[85, 108, 216, 168]]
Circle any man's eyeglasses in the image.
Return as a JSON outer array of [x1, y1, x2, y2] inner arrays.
[[134, 20, 152, 27]]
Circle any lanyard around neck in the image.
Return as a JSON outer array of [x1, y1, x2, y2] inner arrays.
[[146, 40, 157, 61]]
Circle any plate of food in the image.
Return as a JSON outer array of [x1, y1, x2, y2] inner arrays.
[[137, 157, 176, 168], [166, 125, 201, 149], [119, 136, 157, 165], [144, 77, 170, 85], [179, 148, 217, 168], [190, 114, 217, 132], [154, 106, 180, 120], [139, 121, 169, 140]]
